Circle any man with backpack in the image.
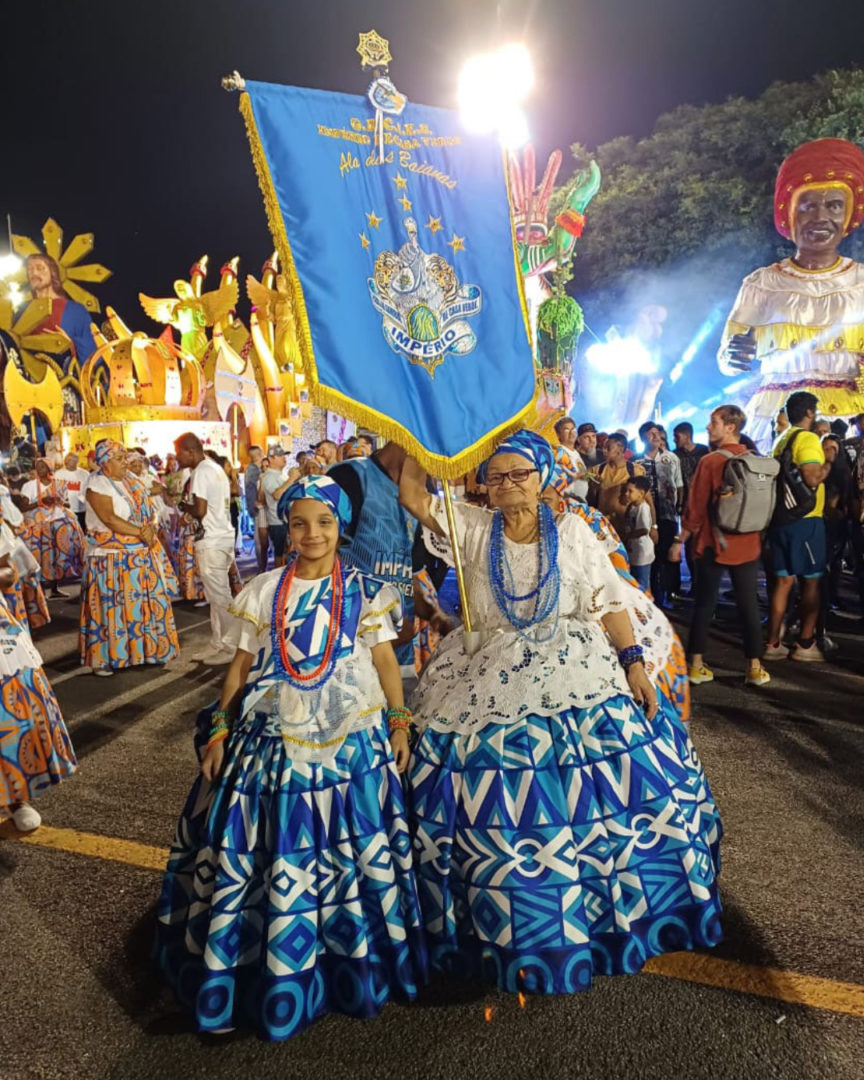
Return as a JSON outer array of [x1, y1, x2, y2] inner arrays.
[[764, 390, 831, 662], [670, 404, 772, 687]]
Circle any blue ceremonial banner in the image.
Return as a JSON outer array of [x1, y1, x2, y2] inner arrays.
[[239, 79, 535, 477]]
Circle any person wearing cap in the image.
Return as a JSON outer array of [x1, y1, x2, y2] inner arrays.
[[156, 475, 426, 1040], [718, 138, 864, 449], [260, 446, 294, 568], [575, 422, 602, 470]]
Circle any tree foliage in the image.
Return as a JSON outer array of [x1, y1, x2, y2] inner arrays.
[[566, 68, 864, 318]]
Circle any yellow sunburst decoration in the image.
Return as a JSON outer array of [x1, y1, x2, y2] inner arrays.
[[11, 217, 112, 313], [0, 280, 69, 374]]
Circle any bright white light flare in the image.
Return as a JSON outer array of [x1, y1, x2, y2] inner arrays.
[[585, 337, 658, 376], [0, 253, 22, 279], [458, 43, 533, 147]]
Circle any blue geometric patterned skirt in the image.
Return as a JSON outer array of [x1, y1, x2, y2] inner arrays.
[[155, 713, 428, 1040], [409, 691, 722, 995]]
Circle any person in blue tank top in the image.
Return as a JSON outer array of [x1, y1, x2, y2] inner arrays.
[[329, 442, 418, 676]]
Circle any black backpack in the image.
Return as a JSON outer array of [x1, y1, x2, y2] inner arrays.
[[772, 430, 817, 525]]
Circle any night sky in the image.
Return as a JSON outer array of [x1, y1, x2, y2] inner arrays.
[[5, 0, 864, 325]]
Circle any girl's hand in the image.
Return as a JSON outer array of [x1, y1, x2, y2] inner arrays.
[[201, 740, 225, 781], [626, 663, 659, 720], [389, 728, 410, 773]]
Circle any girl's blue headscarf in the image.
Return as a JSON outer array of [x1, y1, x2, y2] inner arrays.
[[476, 430, 556, 490], [277, 475, 353, 533]]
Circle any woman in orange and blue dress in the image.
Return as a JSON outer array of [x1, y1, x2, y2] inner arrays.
[[0, 487, 51, 633], [79, 440, 180, 678], [19, 458, 85, 598], [0, 535, 76, 833]]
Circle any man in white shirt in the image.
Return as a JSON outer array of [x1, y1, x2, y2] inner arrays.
[[175, 433, 236, 663], [54, 452, 90, 531], [260, 446, 294, 568]]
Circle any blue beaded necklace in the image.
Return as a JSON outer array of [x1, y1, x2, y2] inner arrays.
[[488, 501, 561, 642]]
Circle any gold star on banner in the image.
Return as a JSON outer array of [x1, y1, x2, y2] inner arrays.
[[366, 210, 383, 230], [392, 173, 408, 190], [359, 232, 370, 250], [425, 216, 443, 234], [398, 194, 413, 211], [447, 233, 466, 254]]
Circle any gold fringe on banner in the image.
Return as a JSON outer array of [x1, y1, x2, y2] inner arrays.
[[239, 92, 537, 480]]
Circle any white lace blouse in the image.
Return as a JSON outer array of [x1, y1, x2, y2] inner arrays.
[[410, 499, 675, 734]]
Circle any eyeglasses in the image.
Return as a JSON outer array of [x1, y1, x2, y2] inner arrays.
[[484, 467, 538, 486]]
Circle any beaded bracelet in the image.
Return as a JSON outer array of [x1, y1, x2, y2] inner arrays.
[[617, 644, 645, 671], [387, 706, 413, 733], [207, 709, 231, 749]]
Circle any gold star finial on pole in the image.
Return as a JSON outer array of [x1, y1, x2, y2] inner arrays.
[[357, 30, 392, 69]]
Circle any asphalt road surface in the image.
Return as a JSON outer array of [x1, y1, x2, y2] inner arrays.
[[2, 578, 863, 1080]]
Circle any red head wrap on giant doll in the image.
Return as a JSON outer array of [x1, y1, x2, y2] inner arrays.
[[774, 137, 864, 240]]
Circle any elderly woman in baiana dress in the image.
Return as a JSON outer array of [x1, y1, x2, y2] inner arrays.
[[19, 458, 85, 599], [79, 440, 180, 677], [399, 430, 722, 996]]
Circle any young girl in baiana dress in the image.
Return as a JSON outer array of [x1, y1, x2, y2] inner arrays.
[[0, 533, 77, 832], [156, 475, 427, 1041]]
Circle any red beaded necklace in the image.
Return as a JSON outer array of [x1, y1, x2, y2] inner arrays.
[[274, 556, 344, 685]]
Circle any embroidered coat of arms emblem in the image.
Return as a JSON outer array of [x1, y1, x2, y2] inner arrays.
[[367, 217, 482, 376]]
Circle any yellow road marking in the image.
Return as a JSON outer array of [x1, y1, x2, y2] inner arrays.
[[3, 821, 864, 1021], [0, 820, 169, 872], [645, 953, 864, 1020]]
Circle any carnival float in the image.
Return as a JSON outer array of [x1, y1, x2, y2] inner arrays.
[[0, 219, 321, 462]]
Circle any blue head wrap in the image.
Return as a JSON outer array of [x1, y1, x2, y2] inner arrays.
[[277, 475, 353, 533], [476, 430, 556, 490]]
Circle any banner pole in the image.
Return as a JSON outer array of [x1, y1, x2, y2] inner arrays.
[[441, 478, 482, 654]]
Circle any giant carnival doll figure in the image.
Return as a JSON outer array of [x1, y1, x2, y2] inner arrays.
[[24, 254, 97, 367], [719, 138, 864, 448]]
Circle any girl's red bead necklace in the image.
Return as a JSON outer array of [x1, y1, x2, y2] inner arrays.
[[273, 556, 344, 687]]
